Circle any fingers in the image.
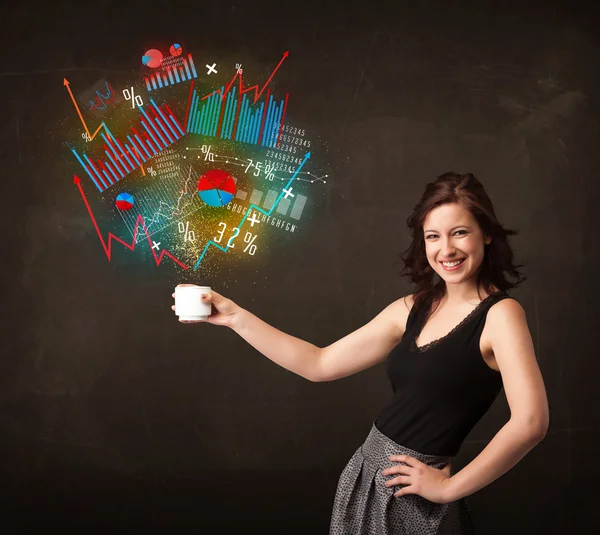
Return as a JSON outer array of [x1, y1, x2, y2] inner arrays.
[[201, 290, 217, 302], [384, 475, 410, 487], [383, 465, 413, 476], [171, 304, 206, 323]]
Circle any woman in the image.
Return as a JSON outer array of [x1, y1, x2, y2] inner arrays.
[[171, 172, 549, 534]]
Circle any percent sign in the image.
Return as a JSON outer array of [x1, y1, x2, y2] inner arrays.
[[178, 221, 196, 242], [147, 166, 157, 177], [264, 163, 276, 181], [122, 87, 143, 108], [201, 144, 215, 162], [81, 132, 91, 142], [243, 232, 257, 255]]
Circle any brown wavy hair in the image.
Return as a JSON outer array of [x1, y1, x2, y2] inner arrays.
[[397, 172, 527, 317]]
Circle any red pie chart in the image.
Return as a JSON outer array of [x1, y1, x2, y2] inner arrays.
[[170, 43, 183, 56], [197, 169, 236, 207], [142, 49, 163, 68]]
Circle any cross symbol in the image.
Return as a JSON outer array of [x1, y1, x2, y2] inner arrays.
[[152, 241, 161, 250], [283, 187, 295, 200], [248, 213, 261, 227], [206, 63, 218, 75]]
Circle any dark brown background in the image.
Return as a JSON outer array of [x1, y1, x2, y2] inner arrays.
[[1, 0, 599, 533]]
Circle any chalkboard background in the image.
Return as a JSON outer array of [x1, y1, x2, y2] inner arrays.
[[2, 1, 599, 533]]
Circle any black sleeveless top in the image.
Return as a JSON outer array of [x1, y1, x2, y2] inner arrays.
[[375, 291, 514, 457]]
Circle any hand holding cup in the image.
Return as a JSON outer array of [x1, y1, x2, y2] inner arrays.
[[172, 284, 239, 327]]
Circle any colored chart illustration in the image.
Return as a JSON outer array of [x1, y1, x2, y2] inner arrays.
[[64, 43, 328, 274], [115, 192, 135, 210], [142, 49, 163, 68], [197, 169, 236, 207]]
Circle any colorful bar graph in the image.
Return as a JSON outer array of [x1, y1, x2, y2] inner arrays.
[[185, 85, 288, 148], [71, 99, 185, 193], [144, 53, 199, 92]]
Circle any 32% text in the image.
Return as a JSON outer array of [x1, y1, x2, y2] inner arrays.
[[213, 222, 258, 255]]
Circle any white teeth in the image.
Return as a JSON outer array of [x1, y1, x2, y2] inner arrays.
[[442, 259, 465, 267]]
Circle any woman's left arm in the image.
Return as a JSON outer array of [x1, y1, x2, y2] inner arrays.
[[445, 298, 550, 502]]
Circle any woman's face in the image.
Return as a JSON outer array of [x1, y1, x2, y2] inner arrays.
[[422, 202, 491, 285]]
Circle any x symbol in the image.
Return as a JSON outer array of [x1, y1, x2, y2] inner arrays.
[[283, 187, 295, 200], [152, 241, 161, 250], [206, 63, 217, 75]]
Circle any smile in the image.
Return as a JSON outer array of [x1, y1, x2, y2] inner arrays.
[[440, 258, 465, 270]]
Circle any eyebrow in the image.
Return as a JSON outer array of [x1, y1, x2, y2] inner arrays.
[[424, 225, 470, 233]]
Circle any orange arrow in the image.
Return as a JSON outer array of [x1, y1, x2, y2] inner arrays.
[[63, 78, 106, 141], [134, 147, 146, 176]]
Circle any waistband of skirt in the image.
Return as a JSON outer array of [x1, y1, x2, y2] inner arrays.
[[360, 419, 451, 466]]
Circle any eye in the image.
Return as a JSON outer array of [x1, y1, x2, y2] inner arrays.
[[425, 230, 467, 239]]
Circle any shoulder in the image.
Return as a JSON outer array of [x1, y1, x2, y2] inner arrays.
[[487, 296, 527, 335], [402, 293, 416, 312], [383, 293, 416, 337]]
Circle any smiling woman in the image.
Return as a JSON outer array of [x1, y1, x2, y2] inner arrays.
[[327, 172, 546, 534], [172, 171, 548, 535]]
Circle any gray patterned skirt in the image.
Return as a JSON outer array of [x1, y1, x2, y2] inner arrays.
[[329, 420, 475, 535]]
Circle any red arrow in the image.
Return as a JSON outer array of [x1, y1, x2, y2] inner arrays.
[[74, 175, 188, 270], [253, 50, 289, 104], [204, 50, 289, 105]]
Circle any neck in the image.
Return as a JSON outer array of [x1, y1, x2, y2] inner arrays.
[[441, 281, 486, 305]]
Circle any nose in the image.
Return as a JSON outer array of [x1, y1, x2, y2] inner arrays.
[[440, 237, 458, 257]]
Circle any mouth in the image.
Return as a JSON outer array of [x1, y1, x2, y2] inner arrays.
[[440, 258, 466, 271]]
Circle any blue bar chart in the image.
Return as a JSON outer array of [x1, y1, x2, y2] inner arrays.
[[145, 53, 198, 92], [186, 85, 288, 148], [71, 100, 185, 193]]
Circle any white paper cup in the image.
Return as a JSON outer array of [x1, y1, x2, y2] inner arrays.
[[174, 286, 212, 321]]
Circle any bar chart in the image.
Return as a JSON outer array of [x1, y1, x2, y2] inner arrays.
[[186, 85, 288, 148], [145, 53, 198, 92], [235, 186, 307, 220], [70, 99, 185, 193]]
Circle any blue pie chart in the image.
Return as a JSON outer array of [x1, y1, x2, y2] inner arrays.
[[115, 192, 135, 210]]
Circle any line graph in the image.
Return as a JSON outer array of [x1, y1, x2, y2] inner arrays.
[[77, 79, 121, 118], [64, 78, 109, 142], [184, 51, 290, 148], [118, 164, 204, 243], [74, 175, 188, 270], [193, 151, 310, 270]]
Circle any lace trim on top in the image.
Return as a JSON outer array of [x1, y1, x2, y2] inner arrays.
[[410, 292, 502, 353]]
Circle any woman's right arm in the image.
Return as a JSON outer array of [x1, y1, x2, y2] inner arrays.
[[174, 287, 411, 383], [231, 295, 412, 383]]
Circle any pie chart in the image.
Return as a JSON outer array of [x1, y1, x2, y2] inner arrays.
[[115, 192, 135, 210], [170, 43, 183, 56], [197, 169, 236, 207], [142, 49, 163, 68]]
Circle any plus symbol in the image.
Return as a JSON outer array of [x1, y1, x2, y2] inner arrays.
[[247, 213, 261, 227]]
